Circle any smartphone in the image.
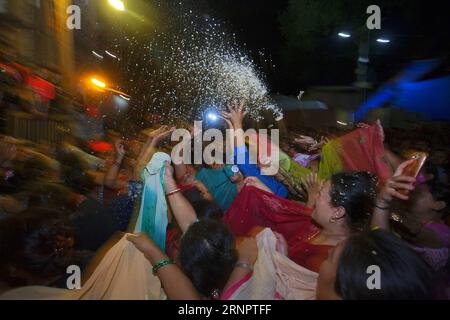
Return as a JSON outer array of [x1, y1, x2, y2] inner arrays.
[[399, 151, 428, 195]]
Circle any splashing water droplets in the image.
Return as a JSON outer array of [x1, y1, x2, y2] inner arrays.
[[113, 5, 282, 126]]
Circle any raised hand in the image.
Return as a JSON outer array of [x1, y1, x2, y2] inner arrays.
[[221, 100, 247, 130], [313, 136, 329, 150], [377, 159, 416, 205], [243, 176, 273, 194], [371, 159, 416, 231], [154, 126, 176, 143], [293, 134, 323, 151], [300, 173, 322, 207], [294, 134, 316, 146], [126, 232, 157, 257], [146, 125, 168, 139], [163, 160, 175, 184], [357, 120, 385, 142], [192, 180, 214, 201]]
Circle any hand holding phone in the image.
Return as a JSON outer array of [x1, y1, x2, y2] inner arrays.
[[399, 152, 428, 195]]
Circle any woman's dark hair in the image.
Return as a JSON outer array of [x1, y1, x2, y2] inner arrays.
[[0, 208, 76, 286], [330, 172, 378, 231], [191, 199, 223, 220], [183, 187, 223, 220], [182, 187, 204, 204], [335, 230, 437, 300], [179, 219, 237, 297], [393, 174, 450, 220], [426, 178, 450, 218]]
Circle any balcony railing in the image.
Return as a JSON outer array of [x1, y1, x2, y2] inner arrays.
[[5, 110, 72, 144]]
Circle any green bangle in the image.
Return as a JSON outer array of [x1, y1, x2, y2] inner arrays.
[[152, 259, 176, 275]]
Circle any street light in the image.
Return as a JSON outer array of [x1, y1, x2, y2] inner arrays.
[[119, 94, 131, 101], [338, 32, 351, 38], [92, 51, 104, 60], [105, 50, 117, 59], [91, 77, 107, 89], [88, 76, 131, 99], [108, 0, 125, 11], [376, 38, 390, 44]]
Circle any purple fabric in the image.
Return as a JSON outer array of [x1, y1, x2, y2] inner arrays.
[[293, 153, 320, 168], [424, 222, 450, 248]]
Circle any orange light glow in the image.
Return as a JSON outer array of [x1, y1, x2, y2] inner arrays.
[[90, 77, 107, 88]]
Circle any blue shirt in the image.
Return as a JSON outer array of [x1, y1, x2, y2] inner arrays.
[[234, 145, 288, 198]]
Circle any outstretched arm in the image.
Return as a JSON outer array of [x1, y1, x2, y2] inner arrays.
[[371, 160, 416, 230], [300, 173, 323, 208], [104, 140, 128, 190], [127, 233, 202, 300], [134, 126, 174, 181], [164, 162, 198, 233], [221, 103, 288, 197], [172, 136, 196, 184], [222, 237, 258, 295]]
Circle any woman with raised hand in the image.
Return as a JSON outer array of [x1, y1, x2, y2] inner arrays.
[[103, 126, 175, 232], [221, 102, 288, 198], [127, 160, 257, 299], [225, 170, 378, 274]]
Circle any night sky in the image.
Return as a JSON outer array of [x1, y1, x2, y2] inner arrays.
[[95, 0, 450, 96], [199, 0, 450, 94]]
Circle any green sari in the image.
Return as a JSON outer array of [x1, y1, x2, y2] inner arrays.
[[277, 151, 312, 197]]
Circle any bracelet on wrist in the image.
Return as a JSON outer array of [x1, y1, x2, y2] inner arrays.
[[166, 188, 181, 197], [235, 262, 254, 271], [374, 202, 390, 210], [152, 259, 176, 275]]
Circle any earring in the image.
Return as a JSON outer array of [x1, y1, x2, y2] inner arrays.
[[211, 289, 220, 300]]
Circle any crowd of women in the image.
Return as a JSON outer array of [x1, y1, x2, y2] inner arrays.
[[0, 101, 449, 300]]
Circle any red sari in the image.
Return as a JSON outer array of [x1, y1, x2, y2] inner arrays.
[[319, 123, 391, 185], [224, 186, 331, 273]]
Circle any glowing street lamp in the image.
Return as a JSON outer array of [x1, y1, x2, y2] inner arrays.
[[119, 94, 131, 101], [108, 0, 125, 11], [105, 50, 117, 59], [90, 77, 107, 89], [376, 38, 391, 44], [92, 51, 104, 59], [88, 76, 131, 100], [338, 32, 351, 38]]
